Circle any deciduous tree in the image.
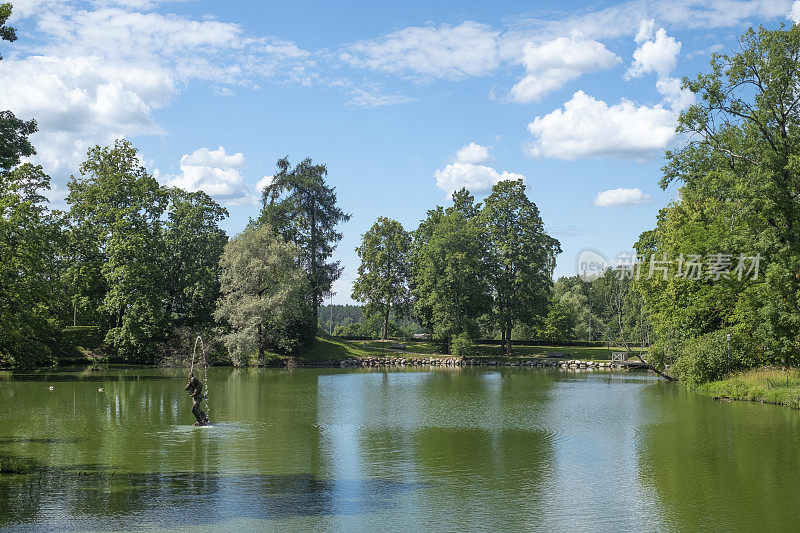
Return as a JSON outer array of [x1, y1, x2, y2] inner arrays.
[[481, 179, 560, 353], [215, 224, 312, 363], [66, 140, 167, 361], [352, 217, 411, 340]]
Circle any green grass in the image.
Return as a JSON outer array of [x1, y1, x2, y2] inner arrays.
[[361, 339, 441, 354], [471, 344, 644, 360], [698, 368, 800, 408], [295, 335, 391, 363]]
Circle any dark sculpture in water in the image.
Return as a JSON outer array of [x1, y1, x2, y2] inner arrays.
[[185, 372, 209, 426]]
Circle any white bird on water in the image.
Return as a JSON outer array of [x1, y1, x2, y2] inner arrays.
[[98, 387, 104, 392]]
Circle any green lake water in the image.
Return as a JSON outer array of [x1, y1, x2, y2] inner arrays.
[[1, 366, 799, 532]]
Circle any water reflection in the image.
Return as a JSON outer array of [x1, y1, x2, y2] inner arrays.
[[2, 367, 800, 531], [0, 464, 419, 530], [636, 384, 800, 532]]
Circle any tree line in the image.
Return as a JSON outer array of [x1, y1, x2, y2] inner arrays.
[[0, 133, 350, 365], [351, 183, 562, 354], [349, 23, 800, 376], [1, 4, 351, 365], [7, 0, 800, 380]]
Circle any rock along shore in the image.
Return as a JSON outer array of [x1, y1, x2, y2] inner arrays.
[[334, 356, 643, 371]]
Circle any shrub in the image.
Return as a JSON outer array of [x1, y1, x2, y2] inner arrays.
[[673, 328, 758, 385], [450, 333, 475, 356]]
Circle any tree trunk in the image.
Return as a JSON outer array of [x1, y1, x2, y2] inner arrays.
[[312, 297, 318, 329], [382, 307, 389, 340], [257, 322, 264, 360], [630, 352, 677, 381], [505, 319, 513, 355], [309, 191, 319, 330]]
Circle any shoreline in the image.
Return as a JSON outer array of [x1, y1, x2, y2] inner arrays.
[[1, 356, 648, 372], [695, 368, 800, 409], [337, 355, 646, 371]]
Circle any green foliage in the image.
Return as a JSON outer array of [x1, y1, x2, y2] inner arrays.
[[0, 164, 59, 364], [163, 189, 228, 327], [411, 198, 491, 353], [331, 311, 413, 339], [318, 304, 364, 331], [0, 9, 37, 174], [0, 111, 36, 172], [542, 298, 576, 344], [352, 217, 411, 339], [672, 329, 759, 385], [0, 3, 16, 58], [405, 184, 560, 354], [259, 157, 351, 323], [215, 224, 314, 363], [66, 140, 168, 361], [450, 333, 475, 356], [637, 24, 800, 381], [481, 180, 561, 352], [551, 277, 592, 340]]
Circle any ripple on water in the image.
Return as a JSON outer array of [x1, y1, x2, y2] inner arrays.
[[154, 422, 248, 441]]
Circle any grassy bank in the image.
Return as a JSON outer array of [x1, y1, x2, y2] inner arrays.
[[39, 329, 645, 368], [294, 335, 391, 363], [360, 339, 643, 360], [697, 368, 800, 408]]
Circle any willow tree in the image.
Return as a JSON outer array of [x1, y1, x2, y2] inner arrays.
[[259, 157, 350, 326], [352, 217, 411, 340], [215, 224, 312, 362]]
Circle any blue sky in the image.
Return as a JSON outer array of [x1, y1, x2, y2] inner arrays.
[[3, 0, 799, 303]]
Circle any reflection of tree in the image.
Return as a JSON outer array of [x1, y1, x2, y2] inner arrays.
[[352, 368, 556, 530], [1, 367, 434, 528], [0, 466, 417, 529], [637, 385, 800, 531]]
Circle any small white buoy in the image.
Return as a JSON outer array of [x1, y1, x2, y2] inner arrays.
[[48, 386, 54, 391], [98, 387, 104, 392]]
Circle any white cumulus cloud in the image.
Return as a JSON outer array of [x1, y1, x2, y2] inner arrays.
[[656, 76, 695, 112], [434, 163, 524, 195], [455, 142, 492, 164], [434, 144, 523, 195], [165, 146, 257, 206], [594, 187, 651, 207], [509, 35, 620, 103], [255, 175, 274, 196], [3, 3, 312, 187], [526, 90, 676, 160], [625, 22, 681, 79], [790, 0, 800, 22]]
